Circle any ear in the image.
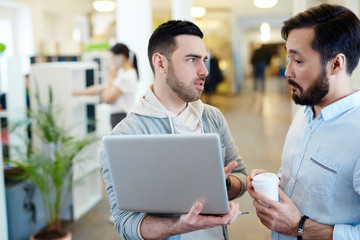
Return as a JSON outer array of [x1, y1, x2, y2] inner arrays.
[[329, 53, 346, 75], [152, 53, 168, 74]]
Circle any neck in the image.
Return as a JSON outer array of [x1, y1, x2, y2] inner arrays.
[[122, 59, 133, 70], [152, 84, 188, 115], [313, 77, 353, 117]]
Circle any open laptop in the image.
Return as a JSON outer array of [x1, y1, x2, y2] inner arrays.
[[102, 133, 229, 215]]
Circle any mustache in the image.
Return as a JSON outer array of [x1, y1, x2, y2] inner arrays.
[[288, 79, 302, 91]]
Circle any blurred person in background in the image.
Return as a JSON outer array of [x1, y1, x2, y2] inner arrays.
[[251, 44, 271, 92], [73, 43, 138, 128]]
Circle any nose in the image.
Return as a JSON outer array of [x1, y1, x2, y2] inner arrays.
[[284, 61, 294, 79], [199, 61, 209, 78]]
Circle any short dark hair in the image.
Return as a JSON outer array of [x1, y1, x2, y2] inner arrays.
[[147, 20, 204, 73], [281, 3, 360, 75]]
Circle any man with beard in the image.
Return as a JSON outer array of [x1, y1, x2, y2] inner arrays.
[[99, 20, 248, 240], [246, 3, 360, 240]]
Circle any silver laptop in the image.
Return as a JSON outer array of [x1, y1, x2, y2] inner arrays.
[[102, 133, 229, 214]]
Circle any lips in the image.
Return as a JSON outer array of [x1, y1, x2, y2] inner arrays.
[[194, 81, 204, 91], [288, 79, 302, 92]]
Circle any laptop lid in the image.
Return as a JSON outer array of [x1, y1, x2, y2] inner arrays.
[[102, 133, 229, 214]]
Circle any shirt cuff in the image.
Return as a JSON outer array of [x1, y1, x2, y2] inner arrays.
[[137, 214, 147, 240]]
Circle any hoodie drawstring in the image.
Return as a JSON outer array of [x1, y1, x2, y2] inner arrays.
[[167, 115, 175, 134]]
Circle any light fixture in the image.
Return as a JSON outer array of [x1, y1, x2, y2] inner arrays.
[[260, 32, 270, 41], [260, 22, 271, 42], [93, 0, 116, 12], [191, 7, 206, 19], [253, 0, 278, 8], [260, 22, 270, 33]]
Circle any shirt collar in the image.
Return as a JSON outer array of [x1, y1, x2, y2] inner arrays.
[[304, 89, 360, 121]]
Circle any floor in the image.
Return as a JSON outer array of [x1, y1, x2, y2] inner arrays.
[[63, 77, 292, 240]]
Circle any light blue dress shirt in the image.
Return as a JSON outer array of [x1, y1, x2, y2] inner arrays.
[[272, 90, 360, 240]]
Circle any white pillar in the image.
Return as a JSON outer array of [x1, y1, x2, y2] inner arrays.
[[7, 56, 27, 160], [115, 0, 153, 97], [172, 0, 193, 21], [232, 17, 244, 94]]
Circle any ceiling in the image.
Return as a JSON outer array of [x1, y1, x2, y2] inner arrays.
[[152, 0, 312, 17], [151, 0, 343, 20]]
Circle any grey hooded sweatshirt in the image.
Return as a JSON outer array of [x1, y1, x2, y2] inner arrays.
[[99, 88, 247, 240]]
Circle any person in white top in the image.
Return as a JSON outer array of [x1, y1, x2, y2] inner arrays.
[[73, 43, 139, 128]]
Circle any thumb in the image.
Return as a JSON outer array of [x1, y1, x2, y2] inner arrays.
[[278, 188, 290, 202], [187, 201, 203, 218]]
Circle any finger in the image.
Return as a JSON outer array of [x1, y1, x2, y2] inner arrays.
[[222, 202, 240, 225], [251, 190, 278, 209], [246, 176, 254, 191], [187, 201, 203, 220], [247, 185, 257, 199], [249, 169, 268, 179], [224, 161, 238, 177], [278, 188, 290, 202], [227, 203, 241, 224], [253, 199, 271, 216]]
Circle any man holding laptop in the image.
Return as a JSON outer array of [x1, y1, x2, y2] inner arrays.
[[99, 20, 247, 239]]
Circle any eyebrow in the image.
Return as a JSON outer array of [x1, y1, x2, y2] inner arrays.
[[185, 54, 208, 60], [285, 47, 304, 57]]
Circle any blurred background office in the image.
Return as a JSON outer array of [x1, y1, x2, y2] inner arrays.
[[1, 0, 360, 240]]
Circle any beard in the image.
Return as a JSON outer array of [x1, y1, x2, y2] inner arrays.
[[166, 61, 204, 102], [288, 67, 329, 106]]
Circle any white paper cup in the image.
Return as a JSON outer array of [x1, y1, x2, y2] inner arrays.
[[252, 173, 279, 203]]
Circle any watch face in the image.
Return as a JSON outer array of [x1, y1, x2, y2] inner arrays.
[[226, 177, 231, 190]]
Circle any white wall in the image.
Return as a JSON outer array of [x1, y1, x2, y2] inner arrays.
[[0, 0, 93, 55]]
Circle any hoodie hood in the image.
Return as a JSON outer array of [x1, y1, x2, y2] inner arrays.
[[131, 87, 205, 133]]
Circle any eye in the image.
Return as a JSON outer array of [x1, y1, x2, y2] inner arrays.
[[294, 59, 302, 64], [188, 58, 196, 63]]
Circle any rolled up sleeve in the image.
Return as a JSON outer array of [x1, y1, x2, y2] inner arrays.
[[333, 224, 360, 240], [99, 149, 147, 240]]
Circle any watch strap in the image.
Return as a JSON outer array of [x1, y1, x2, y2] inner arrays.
[[297, 215, 309, 240], [226, 177, 231, 190]]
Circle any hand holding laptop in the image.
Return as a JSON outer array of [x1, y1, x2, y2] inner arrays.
[[178, 201, 241, 232]]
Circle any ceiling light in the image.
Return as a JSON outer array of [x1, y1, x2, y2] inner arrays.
[[261, 32, 270, 42], [260, 22, 270, 42], [191, 7, 206, 19], [260, 22, 270, 33], [253, 0, 278, 8], [93, 0, 116, 12]]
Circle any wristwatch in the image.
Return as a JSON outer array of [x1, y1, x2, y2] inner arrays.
[[297, 215, 309, 240]]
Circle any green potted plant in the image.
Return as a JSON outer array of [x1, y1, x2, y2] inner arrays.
[[6, 84, 98, 239]]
